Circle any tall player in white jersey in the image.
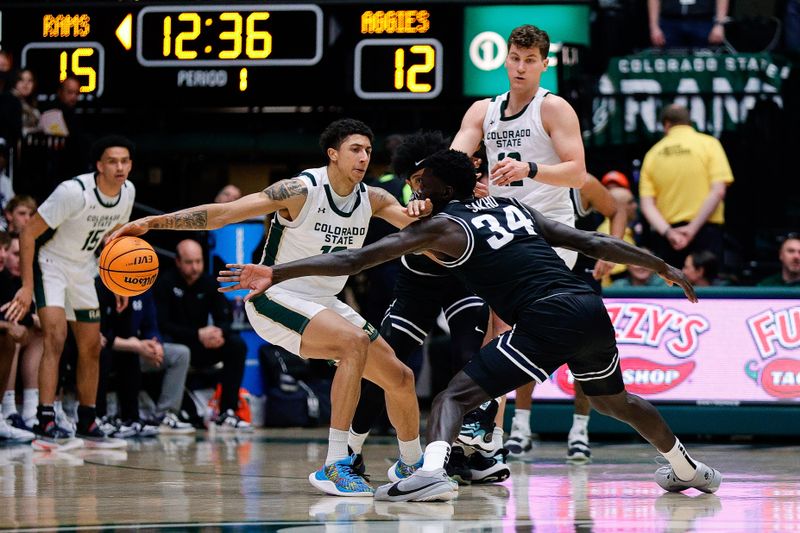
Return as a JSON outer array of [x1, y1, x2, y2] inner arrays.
[[450, 24, 588, 461], [5, 136, 136, 451], [110, 119, 431, 497]]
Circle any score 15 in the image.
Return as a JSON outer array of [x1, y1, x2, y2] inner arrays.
[[21, 42, 105, 97], [354, 39, 443, 100]]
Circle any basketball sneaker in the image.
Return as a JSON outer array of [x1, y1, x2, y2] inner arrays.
[[468, 448, 511, 484], [215, 409, 253, 432], [309, 454, 374, 497], [505, 418, 535, 459], [346, 447, 369, 479], [655, 461, 722, 494], [566, 425, 591, 464], [54, 403, 76, 436], [6, 412, 33, 432], [445, 445, 472, 485], [32, 421, 83, 452], [374, 468, 457, 502], [457, 400, 498, 452], [0, 417, 34, 443], [130, 421, 160, 437], [388, 456, 424, 482], [76, 419, 127, 449], [159, 412, 196, 435]]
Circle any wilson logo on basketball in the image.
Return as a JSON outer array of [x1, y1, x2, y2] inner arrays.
[[123, 273, 158, 286], [555, 357, 696, 395]]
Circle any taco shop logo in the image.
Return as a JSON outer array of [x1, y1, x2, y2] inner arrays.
[[746, 306, 800, 398]]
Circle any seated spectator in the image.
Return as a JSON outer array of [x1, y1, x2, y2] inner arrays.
[[610, 248, 669, 288], [214, 184, 242, 203], [648, 0, 729, 49], [95, 277, 195, 437], [758, 234, 800, 287], [10, 69, 41, 137], [0, 232, 34, 442], [0, 140, 13, 211], [2, 195, 36, 233], [682, 250, 720, 287], [2, 232, 42, 432], [156, 239, 250, 430], [597, 186, 641, 286]]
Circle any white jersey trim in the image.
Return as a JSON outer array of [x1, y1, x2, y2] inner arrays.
[[432, 213, 473, 267]]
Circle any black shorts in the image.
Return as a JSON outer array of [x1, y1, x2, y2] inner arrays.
[[381, 268, 485, 345], [463, 292, 623, 398]]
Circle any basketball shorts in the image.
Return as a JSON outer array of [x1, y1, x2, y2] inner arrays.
[[246, 288, 378, 356], [463, 292, 623, 398], [34, 253, 100, 322], [382, 268, 487, 347]]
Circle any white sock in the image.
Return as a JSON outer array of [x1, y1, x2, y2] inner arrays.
[[420, 441, 451, 472], [491, 426, 504, 451], [398, 436, 422, 465], [570, 414, 590, 436], [661, 438, 697, 481], [2, 390, 16, 416], [348, 427, 369, 455], [326, 428, 350, 465], [513, 409, 530, 434], [22, 389, 38, 419]]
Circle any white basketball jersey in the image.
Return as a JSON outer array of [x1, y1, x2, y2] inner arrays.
[[483, 88, 575, 228], [37, 172, 136, 267], [261, 167, 372, 298]]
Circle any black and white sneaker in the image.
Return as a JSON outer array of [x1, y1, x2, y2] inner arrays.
[[32, 421, 83, 452], [374, 468, 457, 502], [215, 409, 253, 432], [445, 446, 472, 485], [76, 420, 127, 449], [456, 400, 498, 452], [566, 426, 591, 464], [468, 448, 511, 484], [158, 412, 196, 435]]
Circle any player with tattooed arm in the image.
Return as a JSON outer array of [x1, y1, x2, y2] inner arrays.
[[110, 119, 432, 497]]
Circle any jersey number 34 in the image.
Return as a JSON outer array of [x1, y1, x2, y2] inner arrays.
[[470, 205, 536, 250]]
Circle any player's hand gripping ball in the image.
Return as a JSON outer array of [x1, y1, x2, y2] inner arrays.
[[99, 237, 159, 296]]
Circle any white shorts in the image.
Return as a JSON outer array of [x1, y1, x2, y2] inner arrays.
[[246, 289, 378, 356], [34, 253, 100, 322]]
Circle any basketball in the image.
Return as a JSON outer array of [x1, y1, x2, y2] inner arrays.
[[99, 236, 159, 297]]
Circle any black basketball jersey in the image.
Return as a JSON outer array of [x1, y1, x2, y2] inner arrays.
[[434, 196, 593, 324]]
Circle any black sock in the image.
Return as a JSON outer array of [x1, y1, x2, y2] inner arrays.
[[37, 404, 55, 428], [77, 405, 97, 432]]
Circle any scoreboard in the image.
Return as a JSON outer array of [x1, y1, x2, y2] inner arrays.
[[2, 2, 590, 109]]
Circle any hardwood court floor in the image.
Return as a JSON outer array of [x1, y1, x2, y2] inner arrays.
[[1, 428, 799, 532]]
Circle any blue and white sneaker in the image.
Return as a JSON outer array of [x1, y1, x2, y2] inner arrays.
[[309, 454, 375, 496], [457, 400, 498, 452], [388, 457, 424, 482]]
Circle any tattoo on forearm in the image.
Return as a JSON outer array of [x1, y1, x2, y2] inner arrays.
[[151, 210, 208, 230], [264, 179, 307, 201]]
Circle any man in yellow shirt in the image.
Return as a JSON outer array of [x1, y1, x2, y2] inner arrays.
[[639, 104, 734, 267]]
